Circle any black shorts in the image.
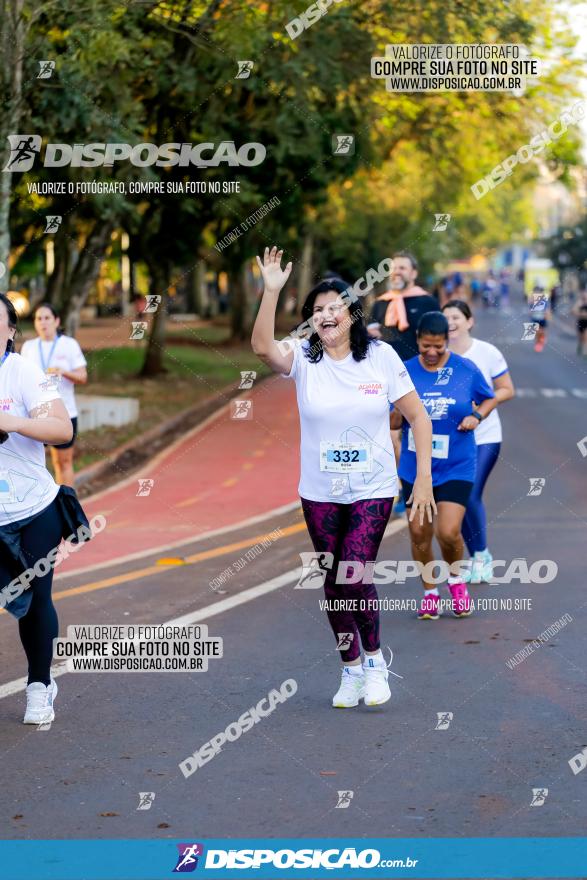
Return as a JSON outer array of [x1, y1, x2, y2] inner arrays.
[[401, 478, 473, 508], [532, 317, 548, 328], [50, 417, 78, 450], [578, 320, 587, 334]]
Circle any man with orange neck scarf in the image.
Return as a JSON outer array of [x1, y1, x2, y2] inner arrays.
[[368, 252, 438, 513], [367, 252, 438, 362]]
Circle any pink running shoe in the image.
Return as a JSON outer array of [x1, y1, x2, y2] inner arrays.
[[448, 581, 473, 617], [418, 593, 441, 620]]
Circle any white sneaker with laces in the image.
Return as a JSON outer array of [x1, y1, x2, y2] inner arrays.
[[23, 678, 58, 724], [332, 667, 365, 708], [363, 660, 391, 706]]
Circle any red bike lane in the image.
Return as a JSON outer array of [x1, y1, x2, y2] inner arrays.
[[60, 376, 300, 575]]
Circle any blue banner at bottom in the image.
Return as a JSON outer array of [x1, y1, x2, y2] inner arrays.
[[0, 837, 585, 879]]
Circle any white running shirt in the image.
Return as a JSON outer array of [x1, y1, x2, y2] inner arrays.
[[459, 338, 509, 445], [284, 340, 415, 503], [21, 335, 87, 418], [0, 354, 61, 525]]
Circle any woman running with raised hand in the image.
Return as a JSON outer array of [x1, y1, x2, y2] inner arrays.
[[443, 300, 515, 583], [21, 303, 87, 487], [252, 247, 435, 708], [0, 294, 89, 724], [391, 311, 497, 619]]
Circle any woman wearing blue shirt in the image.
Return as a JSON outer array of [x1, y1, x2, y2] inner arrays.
[[391, 312, 496, 619]]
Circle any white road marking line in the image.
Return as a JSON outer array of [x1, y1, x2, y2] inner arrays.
[[0, 519, 407, 701]]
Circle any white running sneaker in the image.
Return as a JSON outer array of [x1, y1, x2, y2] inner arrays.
[[332, 667, 365, 708], [464, 550, 494, 584], [363, 661, 391, 706], [23, 678, 58, 724]]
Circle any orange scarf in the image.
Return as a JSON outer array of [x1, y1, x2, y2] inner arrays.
[[377, 286, 429, 331]]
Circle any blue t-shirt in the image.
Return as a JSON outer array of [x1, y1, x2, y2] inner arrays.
[[399, 352, 494, 485]]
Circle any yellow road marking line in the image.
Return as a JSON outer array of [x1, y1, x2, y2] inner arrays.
[[0, 521, 308, 610], [222, 477, 238, 487], [175, 495, 202, 508]]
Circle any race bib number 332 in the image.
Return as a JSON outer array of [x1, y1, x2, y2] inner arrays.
[[320, 442, 372, 472]]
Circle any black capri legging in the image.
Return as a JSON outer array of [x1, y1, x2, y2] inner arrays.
[[0, 501, 63, 685]]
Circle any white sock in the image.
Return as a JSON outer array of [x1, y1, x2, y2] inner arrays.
[[425, 588, 439, 597], [363, 650, 385, 668], [474, 548, 488, 558], [448, 575, 463, 585], [344, 664, 363, 676]]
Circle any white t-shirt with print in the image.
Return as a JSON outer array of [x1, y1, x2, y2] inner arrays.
[[460, 338, 509, 445], [0, 354, 61, 525], [21, 335, 87, 418], [283, 340, 415, 503]]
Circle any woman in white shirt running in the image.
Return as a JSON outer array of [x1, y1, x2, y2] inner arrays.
[[252, 247, 434, 709], [21, 303, 87, 486], [0, 293, 77, 725], [443, 299, 515, 583]]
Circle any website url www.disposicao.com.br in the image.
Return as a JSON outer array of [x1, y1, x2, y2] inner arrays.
[[201, 847, 418, 870]]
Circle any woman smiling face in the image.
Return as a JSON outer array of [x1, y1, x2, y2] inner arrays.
[[312, 291, 351, 348], [444, 306, 473, 342], [0, 301, 16, 353], [34, 306, 60, 341]]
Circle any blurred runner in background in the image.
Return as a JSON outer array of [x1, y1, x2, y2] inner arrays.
[[368, 252, 437, 514], [443, 300, 515, 583], [21, 304, 87, 486], [572, 288, 587, 355]]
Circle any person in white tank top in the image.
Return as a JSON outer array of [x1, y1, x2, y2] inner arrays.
[[443, 299, 515, 584]]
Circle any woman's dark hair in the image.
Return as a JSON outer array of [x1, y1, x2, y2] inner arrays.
[[299, 278, 373, 363], [33, 301, 60, 321], [442, 299, 473, 320], [0, 293, 20, 354], [416, 310, 449, 338]]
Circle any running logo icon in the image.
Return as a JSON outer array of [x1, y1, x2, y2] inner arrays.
[[522, 322, 539, 341], [335, 790, 354, 809], [435, 711, 453, 730], [530, 788, 548, 806], [230, 400, 252, 420], [137, 479, 155, 497], [142, 294, 161, 313], [527, 478, 545, 497], [238, 370, 256, 390], [329, 477, 346, 497], [37, 60, 55, 79], [434, 367, 453, 386], [295, 552, 334, 589], [173, 843, 204, 872], [236, 61, 254, 79], [530, 293, 548, 311], [130, 321, 148, 340], [136, 791, 155, 810], [3, 135, 42, 172], [336, 633, 354, 651], [577, 436, 587, 458], [44, 215, 62, 233], [433, 213, 451, 231], [332, 135, 355, 155]]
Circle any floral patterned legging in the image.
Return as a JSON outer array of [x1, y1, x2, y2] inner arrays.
[[301, 497, 394, 663]]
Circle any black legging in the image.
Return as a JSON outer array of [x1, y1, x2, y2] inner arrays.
[[0, 501, 63, 685]]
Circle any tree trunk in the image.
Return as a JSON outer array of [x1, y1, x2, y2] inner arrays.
[[50, 220, 114, 336], [139, 265, 168, 376], [297, 232, 314, 309], [192, 258, 209, 317], [229, 262, 254, 341], [0, 173, 12, 293], [0, 0, 26, 291], [229, 264, 247, 340]]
